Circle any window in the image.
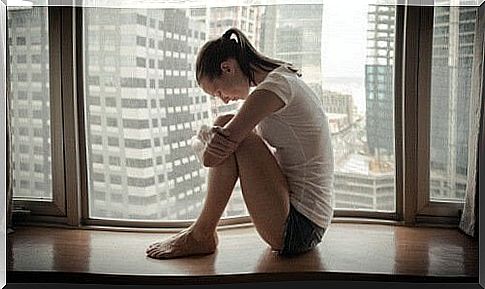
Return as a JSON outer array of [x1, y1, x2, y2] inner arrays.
[[121, 98, 147, 108], [106, 117, 118, 127], [9, 7, 55, 202], [10, 5, 481, 227], [136, 57, 146, 67], [127, 176, 155, 187], [107, 137, 119, 146], [84, 8, 219, 221], [124, 139, 152, 149], [105, 97, 117, 107], [136, 14, 147, 26], [428, 7, 478, 203], [120, 77, 146, 88], [126, 158, 153, 168], [17, 55, 26, 63], [136, 36, 146, 46], [16, 36, 26, 45], [109, 156, 121, 166], [122, 119, 149, 129]]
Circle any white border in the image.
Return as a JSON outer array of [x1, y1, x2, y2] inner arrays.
[[5, 0, 485, 8], [0, 0, 6, 288]]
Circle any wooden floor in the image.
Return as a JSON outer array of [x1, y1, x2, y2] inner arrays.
[[7, 223, 478, 285]]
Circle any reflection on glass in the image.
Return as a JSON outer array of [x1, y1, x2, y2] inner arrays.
[[429, 7, 477, 202], [8, 7, 52, 201]]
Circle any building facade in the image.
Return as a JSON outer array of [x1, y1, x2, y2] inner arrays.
[[8, 7, 52, 201], [83, 8, 212, 220]]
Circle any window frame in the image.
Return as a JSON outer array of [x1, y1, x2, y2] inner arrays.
[[10, 7, 67, 220], [9, 4, 484, 229], [414, 6, 483, 224]]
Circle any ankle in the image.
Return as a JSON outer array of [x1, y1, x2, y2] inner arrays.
[[188, 225, 217, 241]]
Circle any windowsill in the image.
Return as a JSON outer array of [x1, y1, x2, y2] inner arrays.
[[7, 222, 478, 285], [11, 212, 460, 234]]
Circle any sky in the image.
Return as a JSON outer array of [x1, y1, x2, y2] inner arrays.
[[321, 0, 374, 112]]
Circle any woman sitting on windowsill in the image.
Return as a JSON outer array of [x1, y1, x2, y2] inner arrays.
[[146, 27, 334, 259]]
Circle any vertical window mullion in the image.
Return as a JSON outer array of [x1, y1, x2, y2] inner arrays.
[[394, 5, 405, 222], [402, 5, 422, 225], [59, 7, 83, 226], [76, 6, 89, 225], [416, 7, 434, 216]]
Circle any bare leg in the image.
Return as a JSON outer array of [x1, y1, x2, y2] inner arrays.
[[146, 114, 290, 259], [235, 132, 290, 250], [146, 115, 239, 259]]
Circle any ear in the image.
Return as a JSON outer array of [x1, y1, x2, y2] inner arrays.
[[220, 60, 233, 74]]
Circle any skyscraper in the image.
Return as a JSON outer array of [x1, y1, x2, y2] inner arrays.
[[260, 4, 324, 91], [8, 7, 52, 201], [429, 6, 477, 200], [83, 8, 209, 220], [365, 5, 396, 157], [365, 4, 477, 201]]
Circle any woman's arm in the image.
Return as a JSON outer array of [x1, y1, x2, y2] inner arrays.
[[202, 89, 285, 167]]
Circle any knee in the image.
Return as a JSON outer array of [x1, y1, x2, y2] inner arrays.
[[213, 114, 235, 127]]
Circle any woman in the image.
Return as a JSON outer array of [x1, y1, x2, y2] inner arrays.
[[146, 27, 334, 259]]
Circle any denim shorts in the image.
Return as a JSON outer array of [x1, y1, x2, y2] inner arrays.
[[277, 204, 326, 256]]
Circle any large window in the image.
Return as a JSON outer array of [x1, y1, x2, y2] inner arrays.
[[6, 3, 482, 227], [320, 3, 397, 212], [8, 7, 53, 201], [83, 8, 246, 221], [429, 6, 478, 203], [83, 4, 397, 222]]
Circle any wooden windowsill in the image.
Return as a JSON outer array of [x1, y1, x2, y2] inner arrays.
[[7, 223, 478, 285]]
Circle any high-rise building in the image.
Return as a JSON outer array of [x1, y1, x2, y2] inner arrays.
[[8, 7, 52, 201], [322, 90, 354, 125], [82, 8, 210, 220], [364, 4, 476, 201], [429, 6, 477, 200], [260, 4, 324, 91], [365, 5, 396, 157]]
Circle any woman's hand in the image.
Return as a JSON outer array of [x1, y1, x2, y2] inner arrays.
[[202, 126, 239, 167]]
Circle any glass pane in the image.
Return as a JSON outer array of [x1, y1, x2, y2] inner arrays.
[[8, 7, 52, 201], [84, 3, 397, 222], [320, 3, 396, 211], [83, 8, 248, 221], [429, 7, 478, 202]]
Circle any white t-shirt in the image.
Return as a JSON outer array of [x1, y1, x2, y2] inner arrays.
[[253, 65, 334, 229]]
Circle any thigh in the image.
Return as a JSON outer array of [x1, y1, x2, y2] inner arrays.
[[235, 132, 291, 251]]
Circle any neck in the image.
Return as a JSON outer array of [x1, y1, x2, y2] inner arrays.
[[252, 67, 270, 86]]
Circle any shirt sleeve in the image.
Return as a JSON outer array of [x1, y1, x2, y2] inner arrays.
[[253, 72, 293, 114]]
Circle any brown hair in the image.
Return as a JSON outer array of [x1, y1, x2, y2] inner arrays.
[[196, 27, 300, 86]]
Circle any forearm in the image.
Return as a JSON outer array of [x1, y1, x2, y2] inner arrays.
[[220, 89, 284, 144]]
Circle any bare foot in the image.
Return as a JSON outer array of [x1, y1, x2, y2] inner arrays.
[[145, 228, 218, 259]]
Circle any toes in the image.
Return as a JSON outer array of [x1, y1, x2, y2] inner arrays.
[[146, 241, 164, 253], [147, 248, 173, 259]]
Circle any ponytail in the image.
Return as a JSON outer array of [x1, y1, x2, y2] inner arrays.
[[196, 27, 300, 86]]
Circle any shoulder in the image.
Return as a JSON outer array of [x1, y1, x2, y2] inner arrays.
[[257, 66, 296, 89]]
